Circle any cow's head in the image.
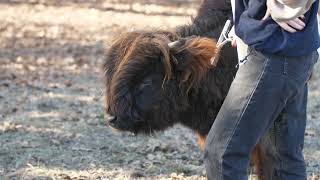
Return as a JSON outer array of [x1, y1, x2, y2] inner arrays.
[[103, 31, 217, 134]]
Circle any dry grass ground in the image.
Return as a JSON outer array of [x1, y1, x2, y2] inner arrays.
[[0, 0, 319, 179]]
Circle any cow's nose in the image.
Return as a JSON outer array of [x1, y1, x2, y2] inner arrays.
[[107, 115, 117, 126]]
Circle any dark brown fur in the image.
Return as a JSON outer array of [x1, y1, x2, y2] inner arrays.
[[102, 1, 275, 179]]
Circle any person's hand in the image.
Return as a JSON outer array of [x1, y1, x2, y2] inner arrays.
[[262, 8, 306, 33], [228, 27, 237, 47]]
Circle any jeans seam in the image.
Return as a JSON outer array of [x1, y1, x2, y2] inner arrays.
[[219, 57, 269, 174]]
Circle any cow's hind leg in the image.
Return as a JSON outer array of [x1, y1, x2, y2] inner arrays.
[[197, 133, 207, 151], [252, 144, 265, 179], [252, 141, 275, 180]]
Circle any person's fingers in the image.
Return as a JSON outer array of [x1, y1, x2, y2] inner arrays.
[[262, 9, 271, 21], [278, 22, 297, 33], [299, 15, 305, 19], [292, 18, 306, 27], [287, 19, 305, 30], [295, 18, 306, 27], [231, 38, 237, 47]]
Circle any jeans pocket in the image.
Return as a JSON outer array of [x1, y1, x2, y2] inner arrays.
[[233, 48, 269, 86]]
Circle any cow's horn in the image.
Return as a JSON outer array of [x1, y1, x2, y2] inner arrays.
[[168, 41, 180, 49]]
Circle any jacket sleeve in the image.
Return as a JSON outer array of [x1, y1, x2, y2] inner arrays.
[[267, 0, 317, 21]]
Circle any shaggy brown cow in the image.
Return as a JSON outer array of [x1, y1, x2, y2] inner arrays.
[[103, 1, 275, 179]]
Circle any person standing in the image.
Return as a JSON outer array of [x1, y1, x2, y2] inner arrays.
[[204, 0, 320, 179]]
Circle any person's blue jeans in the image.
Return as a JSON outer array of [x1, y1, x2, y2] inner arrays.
[[204, 48, 318, 180]]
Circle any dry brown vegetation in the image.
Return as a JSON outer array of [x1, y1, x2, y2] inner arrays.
[[0, 0, 319, 179]]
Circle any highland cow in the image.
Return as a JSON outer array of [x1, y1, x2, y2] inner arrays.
[[103, 1, 275, 179]]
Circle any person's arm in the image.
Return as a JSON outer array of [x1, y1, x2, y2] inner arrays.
[[267, 0, 316, 21]]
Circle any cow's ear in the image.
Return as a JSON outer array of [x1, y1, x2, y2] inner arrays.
[[169, 37, 218, 90]]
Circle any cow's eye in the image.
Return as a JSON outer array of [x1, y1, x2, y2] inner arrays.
[[138, 79, 152, 91]]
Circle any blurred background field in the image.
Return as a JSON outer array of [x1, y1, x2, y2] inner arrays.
[[0, 0, 319, 179]]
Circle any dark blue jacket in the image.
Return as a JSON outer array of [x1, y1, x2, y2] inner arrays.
[[234, 0, 320, 56]]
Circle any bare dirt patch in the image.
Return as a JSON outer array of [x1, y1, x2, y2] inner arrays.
[[0, 1, 319, 179]]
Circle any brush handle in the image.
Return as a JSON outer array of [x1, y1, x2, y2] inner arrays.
[[217, 20, 232, 46]]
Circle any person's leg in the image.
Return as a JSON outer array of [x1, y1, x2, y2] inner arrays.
[[204, 49, 288, 180], [270, 84, 308, 180], [269, 52, 318, 180], [204, 50, 318, 180]]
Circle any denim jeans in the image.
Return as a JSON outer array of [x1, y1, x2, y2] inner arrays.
[[204, 48, 318, 180]]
